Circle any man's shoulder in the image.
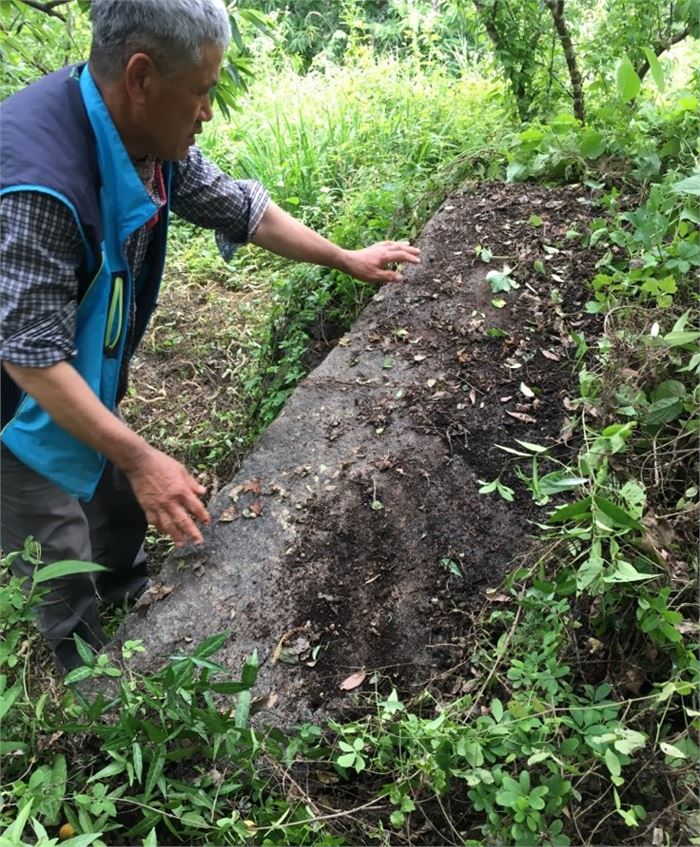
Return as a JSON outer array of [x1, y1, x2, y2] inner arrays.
[[1, 64, 99, 232], [2, 64, 91, 158], [2, 64, 83, 110]]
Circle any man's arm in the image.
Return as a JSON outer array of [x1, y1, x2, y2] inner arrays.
[[251, 201, 421, 283], [3, 361, 210, 547], [171, 148, 421, 278]]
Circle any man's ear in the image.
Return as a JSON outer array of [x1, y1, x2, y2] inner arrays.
[[124, 53, 158, 106]]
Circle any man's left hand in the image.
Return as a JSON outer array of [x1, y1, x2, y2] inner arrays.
[[341, 241, 421, 284]]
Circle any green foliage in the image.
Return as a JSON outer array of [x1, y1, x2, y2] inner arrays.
[[0, 540, 105, 675], [586, 0, 699, 100], [586, 183, 699, 312], [0, 553, 324, 845], [467, 0, 699, 124], [0, 0, 91, 98], [471, 0, 553, 122], [241, 0, 481, 74], [0, 0, 270, 111], [504, 83, 699, 186]]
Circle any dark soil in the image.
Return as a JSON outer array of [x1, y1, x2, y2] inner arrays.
[[267, 180, 602, 712]]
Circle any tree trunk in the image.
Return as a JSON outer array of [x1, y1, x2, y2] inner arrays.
[[544, 0, 585, 124], [472, 0, 534, 122]]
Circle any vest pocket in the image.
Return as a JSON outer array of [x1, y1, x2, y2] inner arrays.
[[104, 274, 124, 356]]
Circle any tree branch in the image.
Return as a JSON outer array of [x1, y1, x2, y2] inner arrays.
[[17, 0, 72, 20], [636, 24, 692, 81]]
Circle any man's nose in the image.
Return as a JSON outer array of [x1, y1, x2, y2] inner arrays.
[[199, 95, 213, 122]]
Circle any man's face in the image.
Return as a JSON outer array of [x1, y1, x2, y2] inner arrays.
[[144, 41, 223, 161]]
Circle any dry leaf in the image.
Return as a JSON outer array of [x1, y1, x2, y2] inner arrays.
[[641, 512, 678, 548], [242, 501, 264, 518], [506, 411, 537, 424], [652, 828, 665, 847], [339, 670, 366, 691], [228, 484, 244, 502], [622, 667, 645, 694], [271, 624, 310, 666], [207, 767, 225, 786], [219, 505, 238, 523], [587, 637, 604, 655], [541, 349, 560, 361], [486, 592, 510, 603], [242, 479, 262, 495], [560, 416, 575, 443], [134, 583, 174, 609], [37, 731, 64, 753]]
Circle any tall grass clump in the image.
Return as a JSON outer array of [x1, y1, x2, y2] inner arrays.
[[167, 50, 508, 427]]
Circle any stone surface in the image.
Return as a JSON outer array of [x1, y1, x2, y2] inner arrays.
[[112, 182, 600, 726]]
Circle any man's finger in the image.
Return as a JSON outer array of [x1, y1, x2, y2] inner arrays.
[[380, 269, 403, 283], [389, 242, 419, 252], [183, 488, 211, 525], [158, 513, 188, 548], [392, 248, 421, 262], [169, 505, 205, 547]]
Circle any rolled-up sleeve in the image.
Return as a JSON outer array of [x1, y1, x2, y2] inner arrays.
[[170, 145, 270, 261], [0, 192, 81, 368]]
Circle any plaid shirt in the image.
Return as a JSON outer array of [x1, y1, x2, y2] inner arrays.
[[0, 144, 269, 369]]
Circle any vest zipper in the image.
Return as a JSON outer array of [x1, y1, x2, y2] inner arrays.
[[104, 274, 124, 356]]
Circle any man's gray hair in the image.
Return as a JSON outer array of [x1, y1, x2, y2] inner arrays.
[[90, 0, 231, 80]]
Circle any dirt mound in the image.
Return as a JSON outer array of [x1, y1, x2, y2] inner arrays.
[[114, 181, 602, 725]]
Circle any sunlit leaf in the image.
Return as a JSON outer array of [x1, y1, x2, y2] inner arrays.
[[579, 129, 605, 159], [670, 174, 700, 196], [642, 47, 665, 92], [616, 56, 641, 102], [33, 560, 107, 584]]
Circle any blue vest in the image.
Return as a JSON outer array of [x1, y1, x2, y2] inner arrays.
[[1, 64, 172, 500]]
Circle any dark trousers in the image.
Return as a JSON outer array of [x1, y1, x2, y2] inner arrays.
[[1, 444, 148, 671]]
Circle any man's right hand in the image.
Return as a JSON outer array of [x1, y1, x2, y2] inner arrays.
[[125, 447, 211, 547]]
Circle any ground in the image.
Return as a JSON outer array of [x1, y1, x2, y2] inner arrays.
[[116, 181, 604, 726]]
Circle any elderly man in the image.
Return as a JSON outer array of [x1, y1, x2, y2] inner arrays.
[[0, 0, 420, 672]]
